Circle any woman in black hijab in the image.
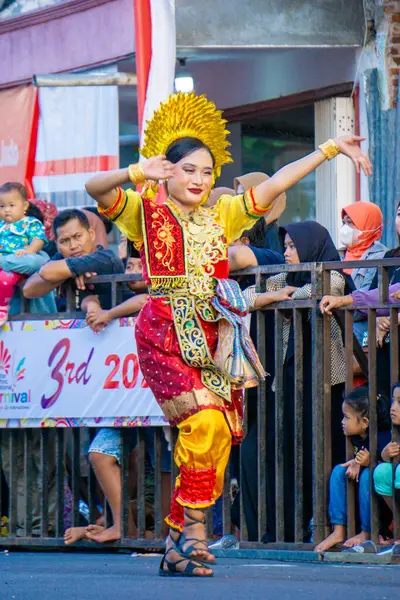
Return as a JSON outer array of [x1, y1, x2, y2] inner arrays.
[[244, 221, 353, 541], [281, 221, 354, 289]]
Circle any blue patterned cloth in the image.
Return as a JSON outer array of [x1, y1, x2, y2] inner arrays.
[[211, 278, 265, 388], [0, 216, 47, 254]]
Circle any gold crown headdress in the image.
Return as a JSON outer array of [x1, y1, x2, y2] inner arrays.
[[140, 92, 232, 179]]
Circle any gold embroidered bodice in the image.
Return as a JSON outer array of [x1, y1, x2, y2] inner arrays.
[[159, 201, 227, 299]]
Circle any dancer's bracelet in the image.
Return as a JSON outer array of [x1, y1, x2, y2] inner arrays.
[[318, 139, 340, 161], [128, 163, 146, 185]]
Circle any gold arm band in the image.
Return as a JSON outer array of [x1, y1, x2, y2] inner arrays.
[[318, 139, 340, 161], [128, 162, 146, 186]]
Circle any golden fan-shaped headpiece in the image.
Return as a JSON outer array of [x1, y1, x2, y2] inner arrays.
[[140, 92, 232, 177]]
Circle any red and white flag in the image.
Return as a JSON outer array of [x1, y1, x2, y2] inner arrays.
[[134, 0, 176, 145], [32, 70, 119, 208]]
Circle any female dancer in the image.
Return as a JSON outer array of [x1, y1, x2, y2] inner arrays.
[[86, 92, 371, 577]]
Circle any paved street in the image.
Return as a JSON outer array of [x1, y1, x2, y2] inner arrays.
[[1, 552, 399, 600]]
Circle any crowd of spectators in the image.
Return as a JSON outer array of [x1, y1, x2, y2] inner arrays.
[[1, 179, 399, 553]]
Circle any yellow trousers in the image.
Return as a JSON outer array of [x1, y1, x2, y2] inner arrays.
[[166, 409, 232, 532]]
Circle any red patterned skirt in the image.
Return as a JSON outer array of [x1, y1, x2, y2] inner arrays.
[[135, 296, 244, 444]]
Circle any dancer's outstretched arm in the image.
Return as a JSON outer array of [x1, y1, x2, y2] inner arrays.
[[253, 136, 371, 209], [86, 136, 371, 212]]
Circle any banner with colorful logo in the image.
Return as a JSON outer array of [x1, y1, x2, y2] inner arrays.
[[0, 318, 166, 428]]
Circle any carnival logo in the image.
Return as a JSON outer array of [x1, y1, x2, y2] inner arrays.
[[0, 341, 11, 375], [0, 341, 29, 407], [0, 139, 19, 168]]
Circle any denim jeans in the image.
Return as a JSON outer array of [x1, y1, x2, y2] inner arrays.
[[89, 427, 171, 472], [329, 464, 370, 532]]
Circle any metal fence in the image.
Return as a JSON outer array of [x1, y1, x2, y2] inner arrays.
[[1, 258, 400, 551]]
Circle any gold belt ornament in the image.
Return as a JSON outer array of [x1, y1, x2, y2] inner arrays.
[[168, 292, 230, 402]]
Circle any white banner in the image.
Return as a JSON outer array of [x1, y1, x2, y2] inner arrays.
[[0, 318, 165, 428], [32, 67, 119, 208]]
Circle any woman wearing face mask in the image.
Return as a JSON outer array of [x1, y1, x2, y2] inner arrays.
[[322, 200, 400, 401], [339, 202, 387, 348], [340, 202, 386, 289]]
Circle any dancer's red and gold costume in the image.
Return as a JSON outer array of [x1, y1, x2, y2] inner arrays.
[[100, 93, 270, 531]]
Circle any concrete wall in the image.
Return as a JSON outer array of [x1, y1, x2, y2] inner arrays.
[[176, 0, 365, 48]]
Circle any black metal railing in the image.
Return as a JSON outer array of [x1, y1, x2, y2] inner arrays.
[[1, 258, 400, 551]]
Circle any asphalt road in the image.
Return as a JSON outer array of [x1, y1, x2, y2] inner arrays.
[[1, 552, 399, 600]]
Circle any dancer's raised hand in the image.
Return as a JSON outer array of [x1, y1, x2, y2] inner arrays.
[[142, 155, 174, 181], [334, 136, 372, 176]]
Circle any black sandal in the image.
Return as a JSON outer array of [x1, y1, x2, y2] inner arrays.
[[176, 511, 216, 565], [158, 548, 213, 577]]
